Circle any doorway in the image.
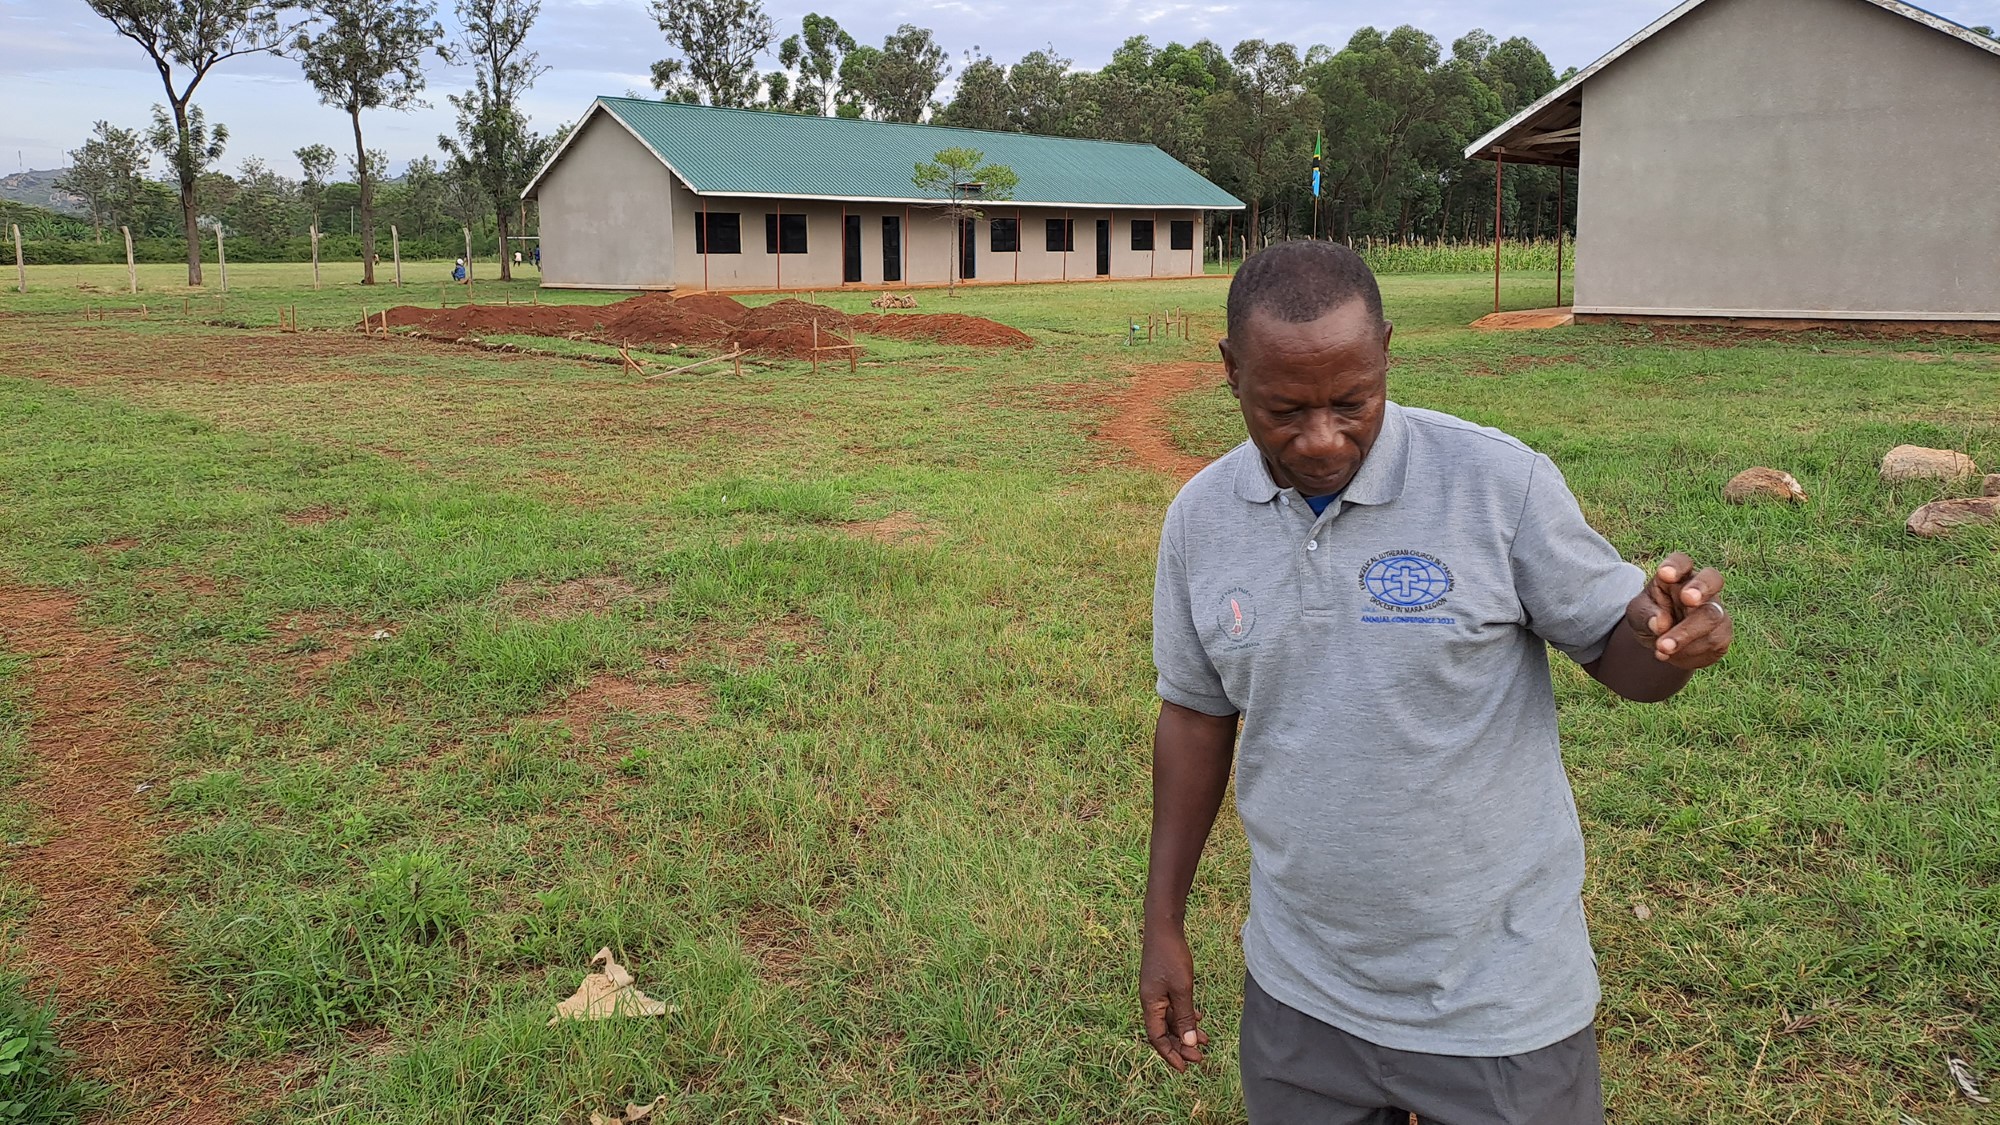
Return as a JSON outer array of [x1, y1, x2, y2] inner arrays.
[[959, 217, 977, 281], [843, 214, 862, 283], [1095, 218, 1111, 276], [882, 216, 902, 282]]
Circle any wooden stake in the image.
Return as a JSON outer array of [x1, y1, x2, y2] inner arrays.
[[311, 223, 321, 290], [361, 306, 369, 334], [379, 310, 388, 336], [645, 349, 746, 380], [123, 226, 136, 294], [216, 225, 229, 293], [812, 319, 820, 376], [11, 223, 22, 294], [391, 224, 402, 287], [619, 346, 644, 376], [462, 226, 473, 299]]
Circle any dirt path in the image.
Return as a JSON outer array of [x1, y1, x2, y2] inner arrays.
[[0, 587, 248, 1124], [1095, 362, 1225, 481]]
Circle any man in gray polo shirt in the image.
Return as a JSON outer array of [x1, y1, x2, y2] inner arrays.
[[1141, 242, 1733, 1124]]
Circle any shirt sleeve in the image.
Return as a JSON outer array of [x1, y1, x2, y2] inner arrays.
[[1510, 455, 1646, 665], [1153, 504, 1237, 716]]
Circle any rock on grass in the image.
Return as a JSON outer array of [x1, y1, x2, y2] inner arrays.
[[1723, 467, 1807, 504], [1906, 497, 1999, 539], [1881, 444, 1978, 484]]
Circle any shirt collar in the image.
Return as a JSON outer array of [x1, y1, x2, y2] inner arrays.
[[1232, 401, 1411, 508]]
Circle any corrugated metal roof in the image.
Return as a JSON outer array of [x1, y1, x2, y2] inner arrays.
[[1466, 0, 2000, 161], [525, 96, 1244, 209]]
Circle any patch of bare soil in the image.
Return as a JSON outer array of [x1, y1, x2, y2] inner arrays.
[[716, 612, 823, 666], [0, 323, 545, 392], [537, 675, 711, 740], [266, 613, 389, 685], [283, 505, 344, 527], [0, 586, 277, 1123], [1471, 308, 1575, 331], [498, 576, 639, 621], [737, 903, 810, 983], [373, 293, 1034, 359], [842, 512, 942, 546], [1077, 363, 1223, 480]]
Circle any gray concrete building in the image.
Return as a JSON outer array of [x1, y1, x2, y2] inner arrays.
[[1468, 0, 2000, 328], [523, 98, 1243, 292]]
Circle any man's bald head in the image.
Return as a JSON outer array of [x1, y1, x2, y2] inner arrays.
[[1225, 241, 1385, 344]]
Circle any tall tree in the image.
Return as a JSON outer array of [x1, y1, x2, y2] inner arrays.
[[144, 102, 229, 240], [55, 121, 149, 243], [1005, 48, 1079, 135], [776, 13, 855, 115], [393, 153, 447, 236], [84, 0, 290, 284], [648, 0, 774, 107], [1204, 40, 1317, 242], [935, 52, 1009, 130], [295, 0, 442, 283], [843, 25, 947, 122], [912, 146, 1017, 292], [226, 156, 302, 242], [296, 143, 336, 232], [439, 0, 548, 280]]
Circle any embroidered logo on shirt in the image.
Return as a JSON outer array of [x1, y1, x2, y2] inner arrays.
[[1218, 587, 1257, 642], [1360, 551, 1455, 613]]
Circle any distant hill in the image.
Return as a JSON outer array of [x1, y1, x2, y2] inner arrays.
[[0, 169, 86, 216]]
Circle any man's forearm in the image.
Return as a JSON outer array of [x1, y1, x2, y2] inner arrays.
[[1586, 619, 1695, 703], [1144, 702, 1240, 926]]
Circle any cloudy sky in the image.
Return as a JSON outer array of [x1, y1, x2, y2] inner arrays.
[[3, 0, 1994, 178]]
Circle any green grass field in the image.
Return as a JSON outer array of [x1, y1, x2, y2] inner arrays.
[[1, 263, 1996, 1124]]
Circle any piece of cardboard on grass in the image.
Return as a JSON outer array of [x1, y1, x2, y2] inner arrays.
[[549, 946, 671, 1026]]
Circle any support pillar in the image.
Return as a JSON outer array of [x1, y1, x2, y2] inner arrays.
[[1493, 154, 1504, 315], [1556, 166, 1567, 308]]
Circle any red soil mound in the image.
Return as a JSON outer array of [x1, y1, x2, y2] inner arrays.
[[672, 293, 752, 322], [380, 303, 596, 337], [849, 312, 1033, 347], [368, 292, 1031, 358], [739, 298, 852, 333], [593, 294, 735, 349]]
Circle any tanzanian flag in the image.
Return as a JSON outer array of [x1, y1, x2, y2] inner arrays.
[[1311, 132, 1322, 198]]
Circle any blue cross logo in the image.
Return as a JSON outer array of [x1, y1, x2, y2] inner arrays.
[[1362, 553, 1453, 609]]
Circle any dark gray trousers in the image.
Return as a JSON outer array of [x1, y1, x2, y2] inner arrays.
[[1241, 973, 1605, 1125]]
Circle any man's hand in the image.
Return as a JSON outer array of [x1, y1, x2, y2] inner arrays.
[[1623, 551, 1732, 670], [1141, 701, 1237, 1072], [1140, 922, 1208, 1071], [1586, 552, 1732, 702]]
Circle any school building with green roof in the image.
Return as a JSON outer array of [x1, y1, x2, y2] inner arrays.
[[521, 97, 1245, 291]]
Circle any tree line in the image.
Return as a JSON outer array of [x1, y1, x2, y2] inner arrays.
[[75, 0, 550, 284], [60, 0, 1597, 286], [639, 3, 1582, 250]]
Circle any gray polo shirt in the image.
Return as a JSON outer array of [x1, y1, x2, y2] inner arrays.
[[1153, 401, 1644, 1058]]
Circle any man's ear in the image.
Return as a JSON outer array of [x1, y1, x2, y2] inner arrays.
[[1220, 337, 1242, 401], [1382, 319, 1395, 352]]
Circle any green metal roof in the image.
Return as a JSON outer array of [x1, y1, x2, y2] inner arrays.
[[527, 96, 1243, 210]]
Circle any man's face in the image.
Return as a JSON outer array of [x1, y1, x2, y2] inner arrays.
[[1220, 298, 1394, 497]]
